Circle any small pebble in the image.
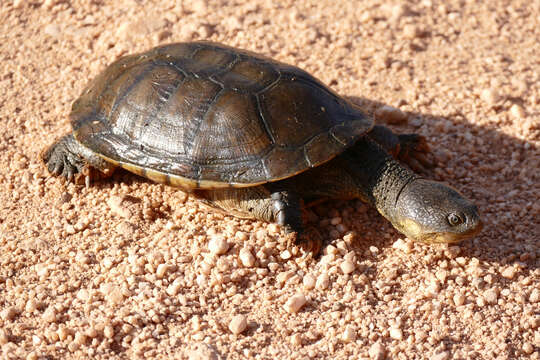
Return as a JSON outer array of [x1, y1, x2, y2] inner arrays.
[[481, 88, 500, 106], [32, 335, 42, 346], [208, 236, 229, 255], [501, 267, 517, 279], [529, 288, 539, 303], [389, 327, 403, 340], [25, 299, 38, 313], [342, 325, 356, 342], [284, 294, 307, 313], [166, 279, 183, 296], [509, 104, 525, 118], [483, 289, 499, 304], [228, 314, 247, 335], [340, 260, 355, 274], [107, 196, 132, 219], [280, 250, 292, 260], [402, 24, 419, 39], [392, 238, 412, 253], [303, 274, 316, 290], [432, 351, 451, 360], [185, 343, 220, 360], [239, 248, 256, 267], [290, 333, 303, 346], [43, 307, 57, 323], [103, 324, 115, 339], [316, 273, 330, 290], [156, 263, 171, 278], [374, 105, 408, 124], [369, 341, 386, 360], [522, 342, 534, 355], [453, 294, 466, 306], [0, 329, 9, 345], [435, 269, 448, 283]]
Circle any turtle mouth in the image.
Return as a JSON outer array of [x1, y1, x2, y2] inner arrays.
[[409, 219, 483, 244], [395, 217, 483, 244]]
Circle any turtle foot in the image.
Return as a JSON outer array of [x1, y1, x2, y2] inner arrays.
[[287, 226, 323, 257], [42, 134, 115, 186], [397, 134, 435, 174], [42, 135, 88, 183]]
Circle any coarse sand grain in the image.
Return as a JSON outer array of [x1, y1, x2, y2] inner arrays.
[[0, 0, 539, 359]]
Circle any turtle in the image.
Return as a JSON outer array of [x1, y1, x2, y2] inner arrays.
[[42, 41, 482, 248]]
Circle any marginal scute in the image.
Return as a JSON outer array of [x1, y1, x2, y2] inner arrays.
[[70, 42, 373, 189], [331, 119, 373, 146], [263, 146, 309, 180]]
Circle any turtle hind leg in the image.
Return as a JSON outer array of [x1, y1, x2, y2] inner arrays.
[[42, 134, 116, 185], [368, 125, 434, 173]]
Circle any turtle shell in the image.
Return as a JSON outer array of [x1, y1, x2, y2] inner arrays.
[[71, 42, 372, 189]]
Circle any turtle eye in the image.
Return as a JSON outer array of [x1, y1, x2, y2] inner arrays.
[[447, 213, 464, 226]]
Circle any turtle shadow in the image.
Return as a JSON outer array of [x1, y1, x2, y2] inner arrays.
[[344, 96, 539, 272]]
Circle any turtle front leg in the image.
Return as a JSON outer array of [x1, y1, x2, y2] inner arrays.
[[197, 185, 322, 254], [42, 134, 116, 186], [368, 125, 434, 173]]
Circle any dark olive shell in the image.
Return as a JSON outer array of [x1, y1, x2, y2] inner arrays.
[[71, 42, 372, 189]]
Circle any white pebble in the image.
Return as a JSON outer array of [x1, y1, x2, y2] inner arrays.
[[166, 279, 183, 296], [483, 289, 499, 304], [32, 335, 42, 346], [529, 288, 539, 303], [403, 24, 419, 39], [25, 299, 38, 313], [239, 248, 255, 267], [156, 263, 170, 278], [392, 238, 412, 253], [228, 314, 247, 334], [501, 266, 517, 279], [522, 342, 534, 355], [42, 307, 57, 323], [303, 274, 316, 290], [509, 104, 525, 118], [369, 341, 386, 360], [107, 195, 132, 219], [103, 324, 115, 339], [316, 273, 330, 290], [280, 250, 292, 260], [389, 327, 403, 340], [0, 329, 9, 345], [342, 325, 356, 342], [340, 260, 355, 274], [432, 351, 451, 360], [290, 333, 303, 346], [453, 294, 466, 306], [208, 236, 229, 255], [435, 269, 448, 283], [284, 293, 307, 313], [481, 88, 500, 106]]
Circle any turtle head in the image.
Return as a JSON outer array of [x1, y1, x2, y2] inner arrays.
[[391, 179, 482, 243]]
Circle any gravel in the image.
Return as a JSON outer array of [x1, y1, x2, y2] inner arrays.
[[1, 0, 538, 359]]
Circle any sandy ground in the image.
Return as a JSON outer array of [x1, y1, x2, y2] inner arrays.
[[1, 0, 539, 359]]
